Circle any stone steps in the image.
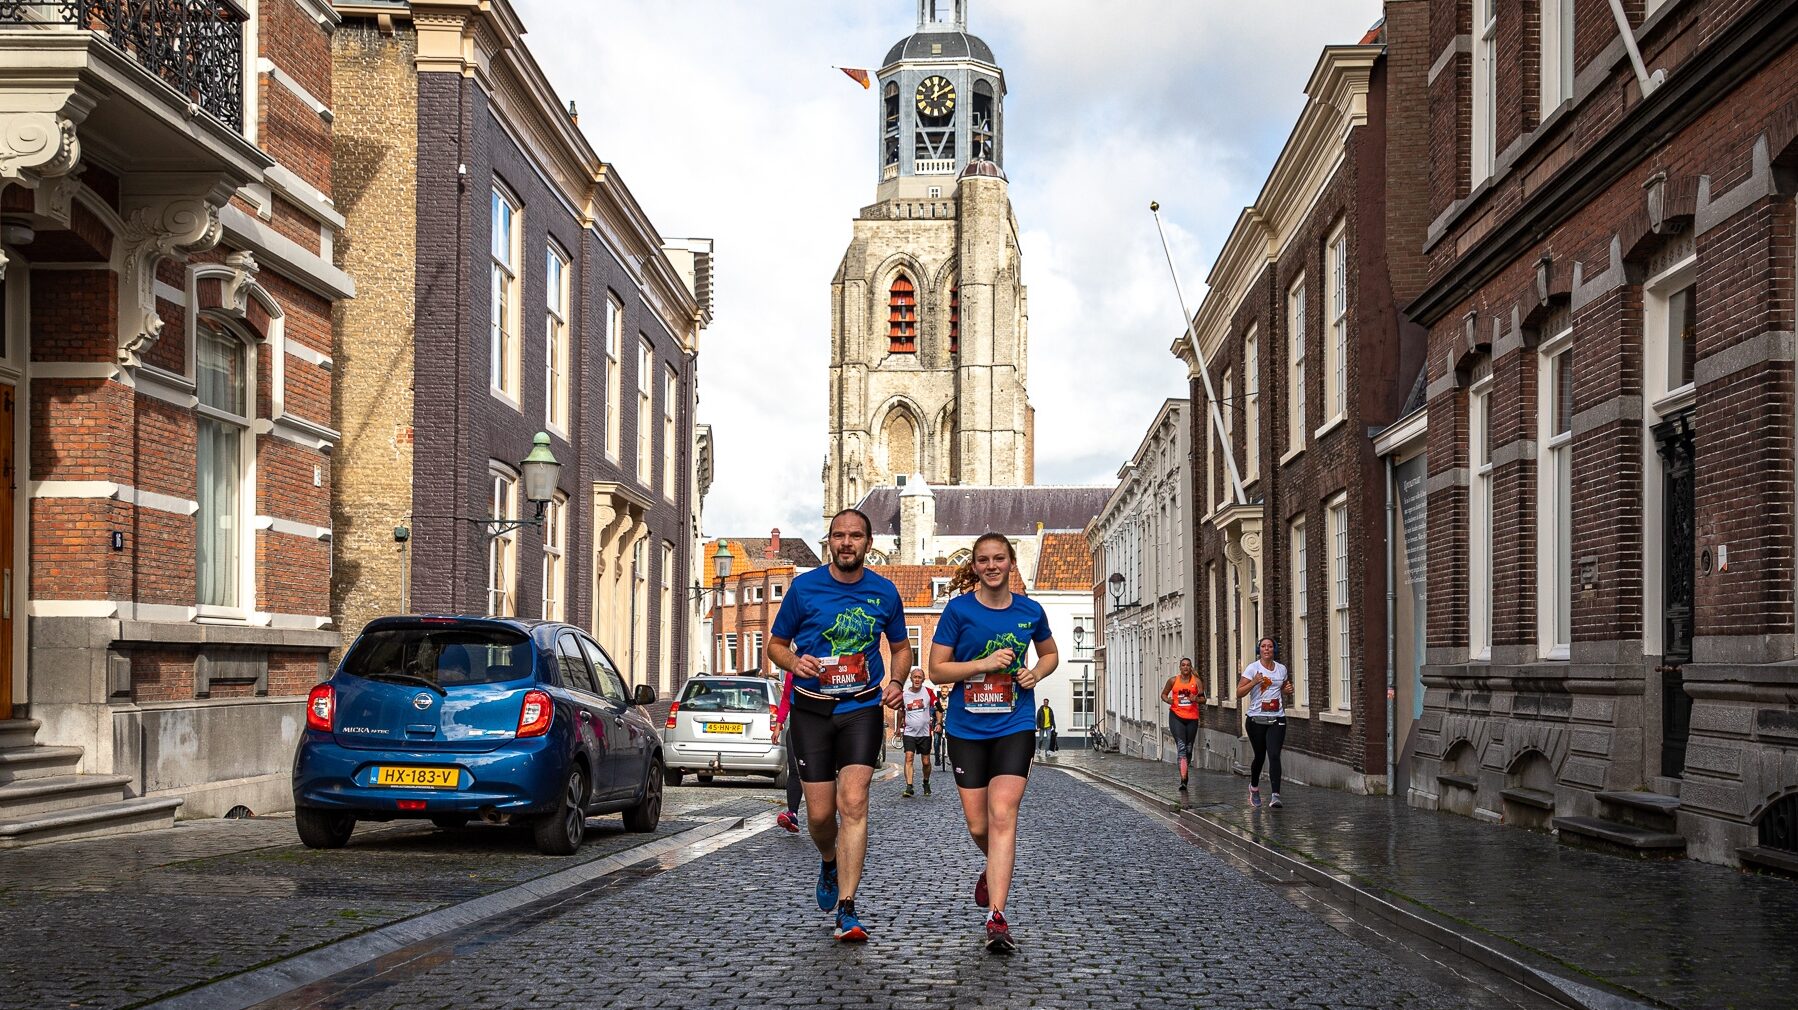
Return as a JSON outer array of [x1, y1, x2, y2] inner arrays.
[[0, 718, 41, 749], [0, 745, 83, 783], [0, 773, 133, 817], [1553, 815, 1687, 858], [1738, 845, 1798, 879], [0, 796, 184, 847]]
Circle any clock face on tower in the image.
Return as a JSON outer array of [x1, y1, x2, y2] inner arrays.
[[915, 76, 956, 118]]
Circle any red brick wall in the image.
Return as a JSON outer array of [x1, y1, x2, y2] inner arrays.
[[131, 648, 197, 703]]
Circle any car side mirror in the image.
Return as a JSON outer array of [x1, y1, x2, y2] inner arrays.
[[632, 683, 656, 707]]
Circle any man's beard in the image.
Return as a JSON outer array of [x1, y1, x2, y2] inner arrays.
[[833, 549, 865, 574]]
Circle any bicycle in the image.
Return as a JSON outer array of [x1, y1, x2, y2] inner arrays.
[[1087, 717, 1120, 755]]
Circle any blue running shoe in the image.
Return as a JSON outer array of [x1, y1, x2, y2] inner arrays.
[[815, 860, 839, 911], [834, 901, 868, 943]]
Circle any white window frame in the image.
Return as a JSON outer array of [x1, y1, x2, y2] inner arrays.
[[772, 583, 785, 600], [1320, 222, 1348, 433], [724, 586, 737, 606], [488, 465, 519, 617], [1540, 0, 1575, 112], [604, 295, 623, 462], [195, 321, 255, 620], [907, 625, 922, 657], [1469, 363, 1494, 659], [1286, 276, 1307, 459], [545, 242, 570, 435], [1537, 321, 1573, 660], [1290, 515, 1309, 713], [661, 541, 675, 691], [1328, 495, 1351, 715], [1218, 369, 1234, 512], [489, 186, 522, 406], [1208, 562, 1223, 705], [749, 631, 764, 673], [724, 632, 739, 671], [663, 365, 679, 501], [1641, 242, 1698, 658], [637, 338, 654, 486], [1244, 325, 1259, 482], [1472, 0, 1498, 188], [541, 492, 567, 621]]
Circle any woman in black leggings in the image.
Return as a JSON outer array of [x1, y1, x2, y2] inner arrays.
[[1235, 637, 1293, 808]]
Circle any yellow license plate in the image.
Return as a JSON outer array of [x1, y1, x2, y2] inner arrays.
[[373, 766, 460, 789], [702, 722, 745, 735]]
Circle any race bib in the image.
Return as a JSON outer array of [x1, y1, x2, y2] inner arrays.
[[963, 672, 1017, 715], [1259, 697, 1282, 713], [817, 654, 870, 696], [1176, 690, 1196, 707]]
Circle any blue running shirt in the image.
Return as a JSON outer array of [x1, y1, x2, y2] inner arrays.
[[935, 592, 1053, 740], [769, 566, 907, 714]]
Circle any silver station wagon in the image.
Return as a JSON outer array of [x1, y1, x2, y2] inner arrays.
[[661, 676, 787, 787]]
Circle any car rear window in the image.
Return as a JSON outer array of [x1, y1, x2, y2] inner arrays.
[[343, 626, 534, 688], [679, 680, 771, 713]]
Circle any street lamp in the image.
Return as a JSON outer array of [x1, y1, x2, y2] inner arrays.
[[1108, 571, 1125, 610], [397, 431, 562, 540], [1074, 624, 1089, 736], [691, 540, 734, 605]]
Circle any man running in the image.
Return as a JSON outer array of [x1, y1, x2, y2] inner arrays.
[[768, 508, 911, 943], [899, 667, 937, 797]]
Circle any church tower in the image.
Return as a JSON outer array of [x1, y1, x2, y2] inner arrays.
[[823, 0, 1034, 518]]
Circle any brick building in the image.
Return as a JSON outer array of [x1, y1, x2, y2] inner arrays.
[[330, 1, 711, 705], [1175, 7, 1431, 793], [1401, 0, 1798, 866], [704, 533, 820, 677], [0, 0, 355, 838]]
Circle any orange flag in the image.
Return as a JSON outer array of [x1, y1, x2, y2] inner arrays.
[[836, 67, 871, 89]]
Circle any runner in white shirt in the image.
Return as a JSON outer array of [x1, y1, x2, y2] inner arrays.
[[898, 668, 938, 797], [1235, 637, 1293, 809]]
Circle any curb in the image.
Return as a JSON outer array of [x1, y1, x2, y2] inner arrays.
[[138, 815, 752, 1010], [1058, 764, 1666, 1010]]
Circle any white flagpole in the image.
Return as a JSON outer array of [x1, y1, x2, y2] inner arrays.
[[1152, 202, 1245, 505]]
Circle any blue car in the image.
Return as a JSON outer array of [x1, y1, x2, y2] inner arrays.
[[292, 616, 665, 855]]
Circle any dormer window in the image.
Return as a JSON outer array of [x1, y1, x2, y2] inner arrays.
[[932, 577, 951, 600], [889, 275, 918, 352]]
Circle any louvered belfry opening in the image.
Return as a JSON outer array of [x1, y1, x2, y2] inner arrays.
[[949, 282, 960, 354], [889, 275, 917, 352]]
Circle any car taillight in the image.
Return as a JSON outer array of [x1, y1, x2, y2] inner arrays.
[[306, 684, 334, 732], [664, 701, 680, 729], [517, 689, 552, 737]]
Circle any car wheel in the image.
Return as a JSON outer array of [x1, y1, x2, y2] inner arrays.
[[623, 757, 664, 833], [295, 808, 355, 849], [773, 763, 790, 791], [533, 764, 587, 856], [663, 764, 684, 787], [697, 773, 714, 784], [430, 814, 471, 830]]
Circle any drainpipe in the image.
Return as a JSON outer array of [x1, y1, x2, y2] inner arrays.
[[1606, 0, 1665, 97], [1385, 452, 1397, 795]]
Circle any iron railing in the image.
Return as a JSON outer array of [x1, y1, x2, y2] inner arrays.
[[0, 1, 246, 131]]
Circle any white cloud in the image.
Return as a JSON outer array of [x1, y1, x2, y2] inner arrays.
[[513, 0, 1382, 545]]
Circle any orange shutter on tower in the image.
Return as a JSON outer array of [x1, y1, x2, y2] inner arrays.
[[889, 276, 917, 353]]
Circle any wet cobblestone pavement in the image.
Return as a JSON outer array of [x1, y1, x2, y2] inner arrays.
[[243, 768, 1549, 1010], [0, 783, 779, 1010], [1056, 750, 1798, 1010]]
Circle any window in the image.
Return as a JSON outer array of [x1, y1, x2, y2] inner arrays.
[[1469, 359, 1494, 657], [772, 583, 785, 600], [1290, 516, 1309, 710], [1072, 681, 1094, 730], [749, 631, 764, 673], [1324, 223, 1348, 425], [1329, 498, 1350, 712], [604, 295, 623, 461], [580, 636, 629, 701], [1644, 239, 1696, 407], [555, 633, 599, 694], [541, 493, 567, 621], [196, 322, 250, 613], [724, 633, 739, 671], [908, 625, 922, 656], [663, 365, 679, 500], [637, 338, 654, 484], [723, 586, 737, 607], [545, 243, 570, 433], [490, 186, 522, 403], [632, 537, 648, 681], [1244, 326, 1259, 481], [1539, 320, 1573, 658], [487, 468, 519, 616], [749, 586, 764, 603], [1287, 276, 1306, 452], [1219, 370, 1234, 510], [1472, 0, 1497, 187], [1540, 0, 1575, 112], [888, 275, 917, 352], [661, 541, 675, 691], [1665, 284, 1696, 394]]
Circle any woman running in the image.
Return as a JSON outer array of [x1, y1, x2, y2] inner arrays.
[[1160, 657, 1204, 790], [929, 532, 1058, 954], [1236, 637, 1292, 808]]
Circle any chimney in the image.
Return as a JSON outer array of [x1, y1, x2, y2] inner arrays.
[[765, 529, 780, 561]]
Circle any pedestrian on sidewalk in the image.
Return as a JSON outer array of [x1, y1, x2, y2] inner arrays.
[[775, 669, 803, 834], [899, 667, 938, 797], [767, 508, 913, 944], [1035, 699, 1056, 759], [1237, 637, 1292, 809], [1161, 658, 1204, 791], [929, 532, 1059, 954]]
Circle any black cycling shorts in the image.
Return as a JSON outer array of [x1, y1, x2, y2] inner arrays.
[[902, 734, 931, 755], [946, 730, 1035, 789], [789, 704, 884, 783]]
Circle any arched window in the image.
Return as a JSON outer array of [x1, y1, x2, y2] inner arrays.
[[888, 275, 917, 352], [196, 320, 252, 614], [972, 81, 996, 161], [883, 83, 900, 168], [882, 409, 919, 476]]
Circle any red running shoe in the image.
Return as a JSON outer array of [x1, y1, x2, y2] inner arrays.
[[974, 869, 988, 908], [776, 810, 799, 833], [984, 910, 1017, 953]]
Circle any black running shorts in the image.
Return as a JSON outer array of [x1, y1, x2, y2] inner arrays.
[[946, 730, 1035, 789], [902, 734, 931, 755], [788, 704, 884, 783]]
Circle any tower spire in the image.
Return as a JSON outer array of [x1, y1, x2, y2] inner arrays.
[[916, 0, 967, 31]]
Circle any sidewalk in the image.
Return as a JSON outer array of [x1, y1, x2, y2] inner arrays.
[[1054, 750, 1796, 1010]]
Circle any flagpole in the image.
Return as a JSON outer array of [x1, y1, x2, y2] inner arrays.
[[1152, 201, 1245, 506]]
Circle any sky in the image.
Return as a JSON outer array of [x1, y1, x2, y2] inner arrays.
[[512, 0, 1384, 546]]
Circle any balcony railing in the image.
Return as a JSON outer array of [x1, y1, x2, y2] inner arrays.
[[915, 158, 956, 175], [0, 1, 246, 131]]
